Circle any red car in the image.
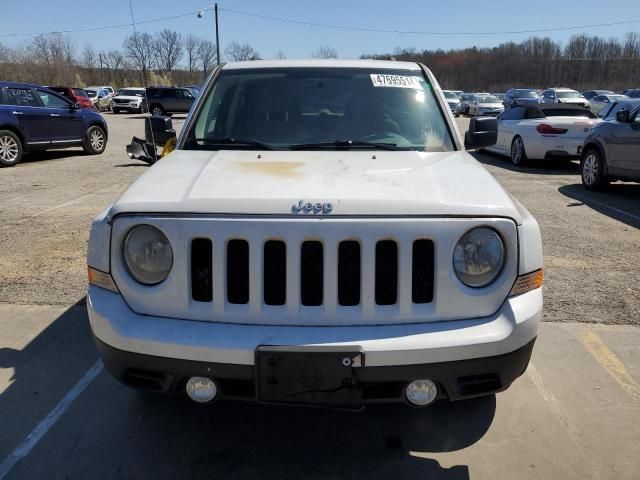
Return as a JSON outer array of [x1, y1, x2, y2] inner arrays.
[[48, 86, 95, 110]]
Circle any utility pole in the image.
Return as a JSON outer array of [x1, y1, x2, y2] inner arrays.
[[99, 52, 104, 84], [215, 3, 220, 65]]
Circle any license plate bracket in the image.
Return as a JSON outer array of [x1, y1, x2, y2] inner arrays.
[[255, 346, 364, 408]]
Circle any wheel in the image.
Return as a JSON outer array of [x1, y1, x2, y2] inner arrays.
[[112, 108, 120, 114], [0, 130, 22, 167], [510, 136, 528, 166], [151, 104, 165, 116], [83, 125, 107, 155], [581, 149, 609, 190]]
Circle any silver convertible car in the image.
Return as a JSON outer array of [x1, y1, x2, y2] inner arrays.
[[580, 99, 640, 190]]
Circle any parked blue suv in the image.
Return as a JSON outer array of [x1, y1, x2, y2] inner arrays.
[[0, 82, 108, 167]]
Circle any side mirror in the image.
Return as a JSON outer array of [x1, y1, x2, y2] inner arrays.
[[145, 116, 176, 145], [616, 110, 630, 122], [465, 116, 498, 149], [70, 102, 80, 110]]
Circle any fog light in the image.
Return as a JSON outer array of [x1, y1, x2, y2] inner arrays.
[[186, 377, 217, 403], [405, 379, 438, 406]]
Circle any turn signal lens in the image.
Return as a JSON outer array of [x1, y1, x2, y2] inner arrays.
[[88, 267, 119, 293], [509, 269, 543, 297]]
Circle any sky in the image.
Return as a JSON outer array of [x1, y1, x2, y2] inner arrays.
[[2, 0, 640, 60]]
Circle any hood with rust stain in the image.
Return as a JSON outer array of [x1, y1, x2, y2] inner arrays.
[[110, 149, 522, 222]]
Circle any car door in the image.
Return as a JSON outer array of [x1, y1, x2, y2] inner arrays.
[[6, 87, 51, 146], [176, 88, 195, 112], [497, 107, 525, 153], [36, 89, 84, 143], [609, 107, 640, 173]]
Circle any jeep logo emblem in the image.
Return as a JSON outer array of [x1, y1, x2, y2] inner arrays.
[[292, 200, 333, 215]]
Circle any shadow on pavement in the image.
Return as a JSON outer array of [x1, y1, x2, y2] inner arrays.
[[1, 301, 495, 479], [114, 162, 149, 168], [18, 149, 87, 165], [0, 299, 98, 459], [473, 151, 579, 175], [559, 183, 640, 229]]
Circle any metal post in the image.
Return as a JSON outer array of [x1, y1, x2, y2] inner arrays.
[[215, 3, 220, 65]]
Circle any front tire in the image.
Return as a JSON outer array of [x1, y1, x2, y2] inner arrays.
[[581, 149, 609, 190], [0, 130, 22, 167], [510, 136, 528, 166], [112, 108, 120, 114], [83, 125, 107, 155]]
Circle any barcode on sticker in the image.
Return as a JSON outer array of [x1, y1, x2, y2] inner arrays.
[[370, 74, 423, 89]]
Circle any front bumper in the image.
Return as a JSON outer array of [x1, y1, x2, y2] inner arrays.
[[88, 286, 541, 403]]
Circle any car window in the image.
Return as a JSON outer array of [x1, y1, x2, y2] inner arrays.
[[177, 89, 193, 99], [593, 96, 605, 102], [6, 87, 40, 107], [541, 108, 596, 118], [499, 107, 524, 120], [186, 67, 455, 152], [73, 88, 88, 97], [597, 103, 613, 118], [37, 90, 70, 108], [606, 102, 628, 120]]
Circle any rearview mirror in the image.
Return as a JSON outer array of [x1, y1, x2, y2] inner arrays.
[[465, 117, 498, 149], [616, 110, 630, 122], [145, 116, 176, 146]]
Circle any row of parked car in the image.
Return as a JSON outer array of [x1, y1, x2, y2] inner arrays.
[[444, 87, 640, 118], [0, 81, 201, 167], [46, 84, 199, 115], [443, 87, 640, 190]]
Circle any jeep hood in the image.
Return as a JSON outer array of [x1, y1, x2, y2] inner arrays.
[[110, 150, 523, 223]]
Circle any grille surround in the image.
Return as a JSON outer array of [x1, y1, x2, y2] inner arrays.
[[110, 216, 519, 326]]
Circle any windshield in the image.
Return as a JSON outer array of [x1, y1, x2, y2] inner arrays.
[[72, 88, 88, 97], [476, 95, 500, 103], [556, 91, 582, 98], [85, 90, 97, 98], [185, 67, 455, 152], [117, 89, 145, 97], [443, 91, 458, 99], [514, 90, 539, 98]]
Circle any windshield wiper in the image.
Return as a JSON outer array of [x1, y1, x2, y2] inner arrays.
[[289, 140, 403, 151], [193, 137, 275, 150]]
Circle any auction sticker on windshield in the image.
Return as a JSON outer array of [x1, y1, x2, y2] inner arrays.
[[370, 74, 423, 89]]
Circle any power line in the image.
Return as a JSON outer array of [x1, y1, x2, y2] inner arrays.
[[219, 8, 640, 36], [1, 5, 639, 39], [0, 10, 203, 38]]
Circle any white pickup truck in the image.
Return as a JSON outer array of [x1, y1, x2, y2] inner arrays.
[[87, 59, 543, 409]]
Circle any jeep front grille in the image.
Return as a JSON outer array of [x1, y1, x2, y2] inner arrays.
[[190, 237, 434, 308]]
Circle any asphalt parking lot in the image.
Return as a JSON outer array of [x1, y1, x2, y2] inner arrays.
[[0, 113, 639, 479]]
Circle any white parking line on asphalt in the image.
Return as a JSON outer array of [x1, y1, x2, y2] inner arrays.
[[0, 360, 103, 480]]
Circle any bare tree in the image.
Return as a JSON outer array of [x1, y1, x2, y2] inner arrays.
[[224, 41, 260, 62], [274, 50, 287, 59], [123, 32, 155, 85], [154, 29, 183, 74], [197, 39, 216, 80], [312, 46, 338, 58], [185, 34, 199, 82], [82, 44, 97, 69]]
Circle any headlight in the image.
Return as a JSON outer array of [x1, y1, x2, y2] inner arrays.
[[453, 227, 505, 288], [123, 225, 173, 285]]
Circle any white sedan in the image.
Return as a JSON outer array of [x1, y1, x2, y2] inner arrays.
[[484, 104, 600, 165]]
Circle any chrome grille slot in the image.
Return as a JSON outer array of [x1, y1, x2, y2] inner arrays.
[[191, 238, 212, 302], [227, 239, 249, 304], [263, 240, 286, 306], [375, 240, 398, 306], [412, 240, 435, 304], [300, 241, 323, 306], [338, 241, 361, 306]]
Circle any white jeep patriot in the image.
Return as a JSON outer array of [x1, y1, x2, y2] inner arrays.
[[88, 60, 543, 409]]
